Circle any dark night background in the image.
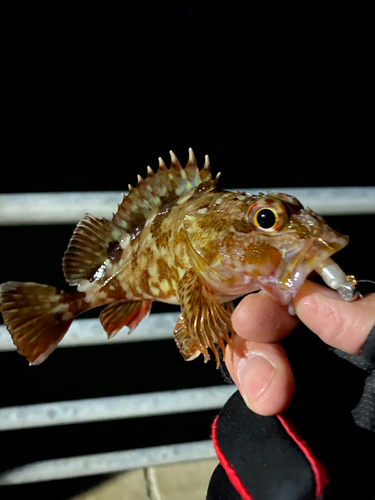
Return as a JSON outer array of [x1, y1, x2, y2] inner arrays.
[[0, 2, 375, 499]]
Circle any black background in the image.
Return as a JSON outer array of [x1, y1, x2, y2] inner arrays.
[[1, 2, 375, 499], [1, 2, 374, 193]]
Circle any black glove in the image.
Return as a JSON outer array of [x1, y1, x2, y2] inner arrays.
[[207, 324, 375, 500]]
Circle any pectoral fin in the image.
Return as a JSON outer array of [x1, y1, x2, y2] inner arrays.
[[173, 313, 202, 362], [177, 268, 234, 367], [99, 300, 152, 338]]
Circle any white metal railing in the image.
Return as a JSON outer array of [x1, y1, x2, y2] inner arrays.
[[0, 313, 178, 351], [0, 385, 236, 431], [0, 187, 374, 486], [0, 441, 217, 485], [1, 187, 375, 225]]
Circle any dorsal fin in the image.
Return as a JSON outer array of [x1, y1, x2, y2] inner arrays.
[[63, 149, 216, 286], [111, 148, 214, 232], [62, 214, 124, 286]]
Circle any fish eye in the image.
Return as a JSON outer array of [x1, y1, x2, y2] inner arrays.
[[247, 197, 289, 233], [254, 208, 277, 229]]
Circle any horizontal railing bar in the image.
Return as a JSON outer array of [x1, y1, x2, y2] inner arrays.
[[1, 187, 374, 225], [0, 440, 216, 485], [0, 191, 120, 226], [0, 312, 178, 352], [0, 385, 236, 431]]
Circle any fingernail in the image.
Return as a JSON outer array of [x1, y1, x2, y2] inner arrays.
[[238, 353, 276, 406]]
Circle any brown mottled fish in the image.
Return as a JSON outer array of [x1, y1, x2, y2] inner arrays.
[[0, 149, 355, 366]]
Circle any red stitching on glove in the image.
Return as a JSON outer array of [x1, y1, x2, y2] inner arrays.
[[211, 416, 252, 500], [277, 414, 330, 496]]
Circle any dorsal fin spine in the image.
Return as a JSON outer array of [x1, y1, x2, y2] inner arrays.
[[158, 157, 167, 170], [169, 150, 182, 169], [187, 147, 197, 167]]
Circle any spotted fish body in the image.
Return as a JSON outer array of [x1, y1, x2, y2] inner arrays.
[[0, 149, 349, 366]]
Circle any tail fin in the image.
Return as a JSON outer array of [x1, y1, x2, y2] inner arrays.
[[0, 282, 75, 365]]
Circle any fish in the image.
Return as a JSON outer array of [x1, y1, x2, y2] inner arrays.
[[0, 149, 353, 367]]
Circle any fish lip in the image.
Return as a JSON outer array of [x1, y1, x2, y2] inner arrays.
[[266, 233, 350, 305]]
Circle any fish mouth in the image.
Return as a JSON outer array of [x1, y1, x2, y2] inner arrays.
[[263, 232, 350, 307]]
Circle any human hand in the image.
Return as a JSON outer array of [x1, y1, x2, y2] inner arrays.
[[225, 280, 375, 416]]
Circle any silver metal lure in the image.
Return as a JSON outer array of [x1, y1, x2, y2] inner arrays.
[[315, 258, 359, 301]]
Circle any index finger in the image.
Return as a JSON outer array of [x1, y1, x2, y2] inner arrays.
[[294, 280, 375, 354]]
